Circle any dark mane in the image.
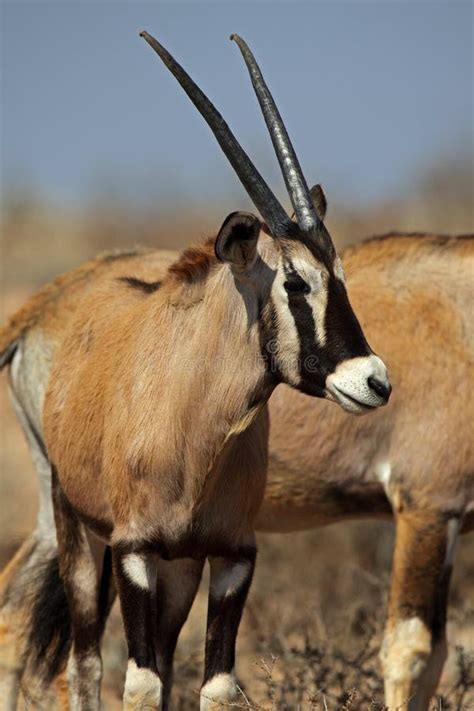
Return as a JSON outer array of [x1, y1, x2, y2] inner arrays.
[[118, 276, 162, 294], [359, 231, 473, 248], [167, 237, 218, 284]]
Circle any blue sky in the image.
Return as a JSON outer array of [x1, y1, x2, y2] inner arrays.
[[1, 1, 472, 211]]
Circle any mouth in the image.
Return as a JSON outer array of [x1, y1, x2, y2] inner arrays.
[[327, 385, 378, 414]]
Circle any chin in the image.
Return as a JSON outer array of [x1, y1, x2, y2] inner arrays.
[[294, 381, 327, 399], [325, 388, 378, 415]]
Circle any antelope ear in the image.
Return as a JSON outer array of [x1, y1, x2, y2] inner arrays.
[[215, 212, 261, 270], [309, 184, 327, 221]]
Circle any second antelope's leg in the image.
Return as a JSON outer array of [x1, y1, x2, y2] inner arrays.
[[53, 546, 116, 711], [200, 548, 256, 710], [112, 545, 162, 710], [380, 510, 459, 711], [0, 536, 38, 711], [155, 558, 204, 710], [0, 380, 58, 711], [52, 471, 103, 711]]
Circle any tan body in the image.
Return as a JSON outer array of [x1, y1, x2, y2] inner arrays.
[[43, 251, 270, 557], [1, 232, 472, 710]]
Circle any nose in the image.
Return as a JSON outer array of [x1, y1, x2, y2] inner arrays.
[[368, 376, 392, 403]]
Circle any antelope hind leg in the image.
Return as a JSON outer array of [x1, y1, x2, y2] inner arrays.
[[0, 381, 58, 710], [52, 471, 103, 711], [380, 509, 459, 711]]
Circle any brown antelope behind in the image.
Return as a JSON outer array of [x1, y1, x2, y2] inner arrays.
[[0, 33, 390, 711], [1, 226, 471, 711]]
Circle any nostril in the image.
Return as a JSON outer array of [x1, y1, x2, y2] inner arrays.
[[368, 376, 392, 402]]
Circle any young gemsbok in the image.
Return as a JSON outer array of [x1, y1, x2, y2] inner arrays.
[[0, 33, 390, 710]]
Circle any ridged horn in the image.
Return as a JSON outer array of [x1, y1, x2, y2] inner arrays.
[[231, 34, 319, 233], [140, 31, 293, 238]]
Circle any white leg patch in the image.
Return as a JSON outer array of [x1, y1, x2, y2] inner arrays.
[[123, 553, 149, 590], [380, 617, 431, 683], [124, 659, 162, 708], [200, 672, 237, 711], [210, 562, 251, 599]]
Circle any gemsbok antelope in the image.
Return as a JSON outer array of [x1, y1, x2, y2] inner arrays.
[[0, 33, 391, 711]]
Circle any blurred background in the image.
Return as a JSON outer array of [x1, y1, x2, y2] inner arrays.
[[1, 1, 473, 708]]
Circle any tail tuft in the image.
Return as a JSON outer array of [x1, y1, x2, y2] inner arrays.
[[27, 556, 72, 683]]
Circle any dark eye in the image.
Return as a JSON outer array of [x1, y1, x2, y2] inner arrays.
[[284, 275, 310, 295]]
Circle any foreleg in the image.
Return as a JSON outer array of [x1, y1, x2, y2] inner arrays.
[[112, 545, 163, 710], [155, 557, 204, 710], [200, 547, 256, 711]]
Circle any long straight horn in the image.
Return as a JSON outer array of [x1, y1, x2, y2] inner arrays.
[[140, 31, 293, 238], [231, 34, 319, 233]]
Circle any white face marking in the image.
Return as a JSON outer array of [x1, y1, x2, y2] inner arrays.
[[200, 672, 237, 711], [271, 267, 301, 387], [124, 659, 162, 708], [123, 553, 149, 590], [326, 354, 389, 413], [290, 254, 328, 346], [210, 562, 251, 599], [380, 617, 431, 683]]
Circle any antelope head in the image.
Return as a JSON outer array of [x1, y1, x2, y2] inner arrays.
[[141, 32, 391, 414]]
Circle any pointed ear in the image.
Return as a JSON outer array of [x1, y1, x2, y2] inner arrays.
[[309, 184, 327, 221], [215, 212, 261, 270]]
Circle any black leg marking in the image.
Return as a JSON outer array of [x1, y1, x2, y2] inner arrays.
[[154, 558, 204, 710], [201, 549, 256, 709], [112, 545, 163, 709]]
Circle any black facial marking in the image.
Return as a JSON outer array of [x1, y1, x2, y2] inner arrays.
[[282, 261, 326, 395], [283, 271, 310, 295], [118, 276, 162, 294], [324, 276, 370, 361], [297, 228, 336, 265]]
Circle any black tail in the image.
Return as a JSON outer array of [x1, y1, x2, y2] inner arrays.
[[27, 556, 72, 683]]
